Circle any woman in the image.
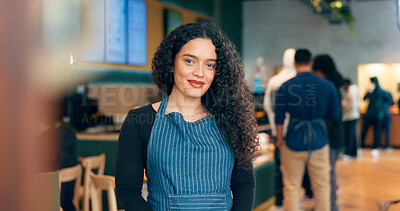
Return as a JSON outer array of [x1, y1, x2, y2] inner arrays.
[[115, 22, 259, 211], [312, 54, 345, 211]]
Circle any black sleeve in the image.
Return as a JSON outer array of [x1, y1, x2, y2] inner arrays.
[[115, 110, 153, 211], [230, 159, 256, 211], [60, 127, 79, 168], [363, 92, 370, 101]]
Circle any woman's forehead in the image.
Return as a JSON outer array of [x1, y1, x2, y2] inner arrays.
[[178, 38, 216, 59]]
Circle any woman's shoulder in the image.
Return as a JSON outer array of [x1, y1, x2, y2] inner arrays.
[[123, 102, 162, 124], [151, 101, 161, 112], [128, 102, 159, 115], [122, 104, 157, 126]]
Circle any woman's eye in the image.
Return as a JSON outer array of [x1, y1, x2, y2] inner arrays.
[[206, 63, 216, 69], [185, 59, 194, 64]]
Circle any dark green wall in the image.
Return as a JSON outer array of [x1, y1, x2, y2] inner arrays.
[[214, 0, 243, 55], [155, 0, 243, 55]]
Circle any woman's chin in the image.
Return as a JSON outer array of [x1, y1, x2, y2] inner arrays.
[[183, 90, 207, 98]]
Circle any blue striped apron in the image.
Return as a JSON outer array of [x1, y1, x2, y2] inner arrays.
[[146, 96, 235, 211]]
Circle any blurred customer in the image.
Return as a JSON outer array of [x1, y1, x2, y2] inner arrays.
[[341, 79, 360, 158], [275, 49, 340, 211], [39, 112, 79, 211], [263, 48, 313, 209], [382, 90, 394, 149], [264, 48, 296, 139], [313, 54, 345, 211], [360, 77, 391, 156], [398, 98, 400, 111]]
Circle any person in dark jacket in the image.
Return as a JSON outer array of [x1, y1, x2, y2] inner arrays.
[[39, 118, 79, 211], [398, 98, 400, 111], [360, 77, 392, 156], [381, 90, 394, 148], [313, 54, 345, 211]]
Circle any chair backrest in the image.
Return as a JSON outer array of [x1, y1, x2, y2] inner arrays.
[[80, 153, 106, 211], [57, 164, 82, 211], [89, 173, 117, 211]]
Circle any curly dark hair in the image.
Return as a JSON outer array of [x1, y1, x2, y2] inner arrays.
[[151, 22, 259, 167]]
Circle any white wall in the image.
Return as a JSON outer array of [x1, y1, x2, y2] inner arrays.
[[242, 0, 400, 84]]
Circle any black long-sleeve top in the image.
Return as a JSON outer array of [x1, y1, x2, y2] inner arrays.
[[115, 104, 256, 211]]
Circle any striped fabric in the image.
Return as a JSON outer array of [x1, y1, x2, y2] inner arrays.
[[146, 96, 235, 211]]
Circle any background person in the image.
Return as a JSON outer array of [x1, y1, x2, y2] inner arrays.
[[360, 77, 391, 157], [39, 111, 79, 211], [381, 90, 394, 149], [313, 54, 345, 211], [275, 49, 340, 211], [341, 79, 360, 159], [263, 48, 313, 210]]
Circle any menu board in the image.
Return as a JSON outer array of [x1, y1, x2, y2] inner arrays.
[[397, 0, 400, 30], [79, 0, 105, 63], [127, 0, 147, 66], [164, 9, 182, 36], [105, 0, 127, 64], [79, 0, 148, 66]]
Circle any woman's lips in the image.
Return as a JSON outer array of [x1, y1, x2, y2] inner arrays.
[[188, 80, 205, 88]]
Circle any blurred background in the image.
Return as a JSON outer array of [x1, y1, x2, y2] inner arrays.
[[1, 0, 400, 210]]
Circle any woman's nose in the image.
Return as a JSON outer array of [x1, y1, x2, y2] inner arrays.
[[192, 65, 204, 78]]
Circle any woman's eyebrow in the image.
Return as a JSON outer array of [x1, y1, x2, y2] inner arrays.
[[182, 53, 216, 62]]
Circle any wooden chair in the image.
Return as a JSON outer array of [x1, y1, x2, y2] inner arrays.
[[89, 173, 123, 211], [79, 153, 106, 211], [57, 164, 82, 211]]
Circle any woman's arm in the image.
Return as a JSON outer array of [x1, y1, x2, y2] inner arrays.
[[230, 159, 256, 211], [363, 92, 370, 101], [115, 111, 153, 211]]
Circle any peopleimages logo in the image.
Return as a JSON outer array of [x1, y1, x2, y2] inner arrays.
[[76, 85, 160, 107], [306, 84, 317, 106], [274, 83, 318, 107]]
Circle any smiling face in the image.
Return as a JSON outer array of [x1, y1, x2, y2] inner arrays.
[[171, 38, 217, 99]]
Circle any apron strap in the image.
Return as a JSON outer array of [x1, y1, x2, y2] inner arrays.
[[292, 118, 326, 161], [157, 96, 169, 115]]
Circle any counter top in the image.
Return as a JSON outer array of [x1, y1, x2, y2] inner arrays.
[[257, 124, 271, 132], [77, 124, 272, 141], [77, 132, 275, 168], [253, 152, 274, 168], [76, 132, 119, 141]]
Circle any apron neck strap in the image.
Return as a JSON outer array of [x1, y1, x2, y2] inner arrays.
[[158, 96, 169, 115]]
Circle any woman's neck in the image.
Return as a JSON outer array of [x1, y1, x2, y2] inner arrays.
[[167, 89, 208, 121]]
